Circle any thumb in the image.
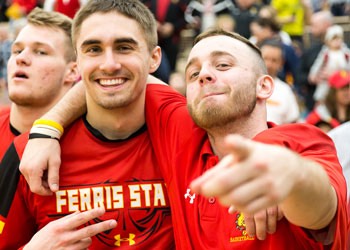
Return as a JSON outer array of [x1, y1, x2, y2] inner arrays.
[[224, 134, 252, 162]]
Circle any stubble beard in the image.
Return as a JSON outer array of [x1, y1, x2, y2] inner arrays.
[[188, 91, 256, 131]]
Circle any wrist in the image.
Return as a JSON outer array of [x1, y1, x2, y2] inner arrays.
[[30, 119, 64, 140]]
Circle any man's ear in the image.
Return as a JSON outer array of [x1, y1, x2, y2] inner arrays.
[[64, 61, 80, 87], [256, 74, 274, 100], [149, 46, 162, 73]]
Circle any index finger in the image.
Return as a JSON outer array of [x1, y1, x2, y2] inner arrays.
[[73, 218, 117, 239], [68, 207, 108, 229], [190, 154, 235, 193], [223, 134, 251, 162]]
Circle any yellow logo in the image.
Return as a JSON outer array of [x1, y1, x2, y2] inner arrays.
[[230, 213, 254, 242], [114, 234, 136, 246]]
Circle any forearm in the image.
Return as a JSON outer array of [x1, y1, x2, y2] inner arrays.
[[281, 154, 337, 230], [41, 81, 86, 128]]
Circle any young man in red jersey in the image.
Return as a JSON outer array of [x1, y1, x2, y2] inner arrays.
[[0, 1, 175, 249], [142, 29, 346, 249], [0, 7, 79, 160], [18, 28, 348, 249], [0, 7, 119, 249]]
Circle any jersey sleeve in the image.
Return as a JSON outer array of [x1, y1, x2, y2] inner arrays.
[[255, 123, 348, 249], [0, 177, 37, 248], [0, 142, 21, 226], [145, 84, 207, 176], [0, 135, 36, 248]]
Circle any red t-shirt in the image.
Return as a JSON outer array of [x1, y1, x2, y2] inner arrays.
[[0, 116, 174, 249], [0, 109, 19, 160], [144, 83, 348, 250]]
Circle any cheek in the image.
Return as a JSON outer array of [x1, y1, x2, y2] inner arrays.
[[6, 57, 16, 73], [336, 91, 350, 102], [41, 67, 60, 81], [186, 85, 197, 100], [78, 61, 94, 79]]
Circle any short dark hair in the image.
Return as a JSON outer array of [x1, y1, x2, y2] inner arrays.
[[252, 17, 281, 33], [72, 0, 158, 52], [259, 38, 285, 60]]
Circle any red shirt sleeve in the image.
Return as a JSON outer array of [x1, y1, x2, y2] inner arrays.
[[255, 123, 348, 249]]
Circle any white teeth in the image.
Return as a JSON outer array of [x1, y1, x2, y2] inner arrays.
[[99, 79, 124, 86]]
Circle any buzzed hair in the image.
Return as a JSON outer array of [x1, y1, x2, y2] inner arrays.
[[194, 29, 267, 74], [27, 7, 75, 62]]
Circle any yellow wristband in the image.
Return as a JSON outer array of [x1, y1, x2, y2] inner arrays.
[[33, 119, 64, 134]]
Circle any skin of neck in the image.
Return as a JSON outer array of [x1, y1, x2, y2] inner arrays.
[[206, 104, 268, 159], [9, 103, 56, 133], [85, 91, 146, 140]]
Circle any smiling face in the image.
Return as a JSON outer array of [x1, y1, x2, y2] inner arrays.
[[76, 11, 159, 111], [185, 35, 261, 130], [7, 24, 72, 107]]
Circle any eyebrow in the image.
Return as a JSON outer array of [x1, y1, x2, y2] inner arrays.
[[12, 41, 51, 48], [80, 37, 139, 49], [185, 50, 234, 72]]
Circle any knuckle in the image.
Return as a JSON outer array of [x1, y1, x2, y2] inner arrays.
[[84, 226, 97, 238], [29, 185, 39, 193], [244, 214, 254, 221], [254, 211, 266, 221], [267, 207, 277, 216]]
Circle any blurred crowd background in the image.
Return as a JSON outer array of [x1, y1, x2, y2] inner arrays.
[[0, 0, 350, 132]]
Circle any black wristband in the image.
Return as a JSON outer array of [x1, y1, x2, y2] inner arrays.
[[28, 133, 60, 141]]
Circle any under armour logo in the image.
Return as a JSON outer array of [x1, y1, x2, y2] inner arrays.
[[184, 188, 196, 204], [114, 234, 136, 246]]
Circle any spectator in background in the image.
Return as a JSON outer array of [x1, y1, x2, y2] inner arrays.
[[270, 0, 311, 47], [327, 0, 350, 16], [215, 13, 235, 31], [308, 25, 350, 104], [250, 17, 300, 85], [0, 22, 11, 108], [306, 70, 350, 132], [0, 17, 27, 110], [328, 118, 350, 250], [44, 0, 88, 19], [5, 0, 37, 20], [185, 0, 235, 33], [310, 0, 328, 12], [230, 0, 261, 39], [256, 5, 292, 45], [0, 1, 9, 22], [297, 10, 333, 115], [261, 40, 300, 124], [142, 0, 188, 79], [329, 120, 350, 201]]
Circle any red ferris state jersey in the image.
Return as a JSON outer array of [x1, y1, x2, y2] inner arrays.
[[144, 83, 348, 250], [0, 116, 174, 249], [0, 109, 20, 160]]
